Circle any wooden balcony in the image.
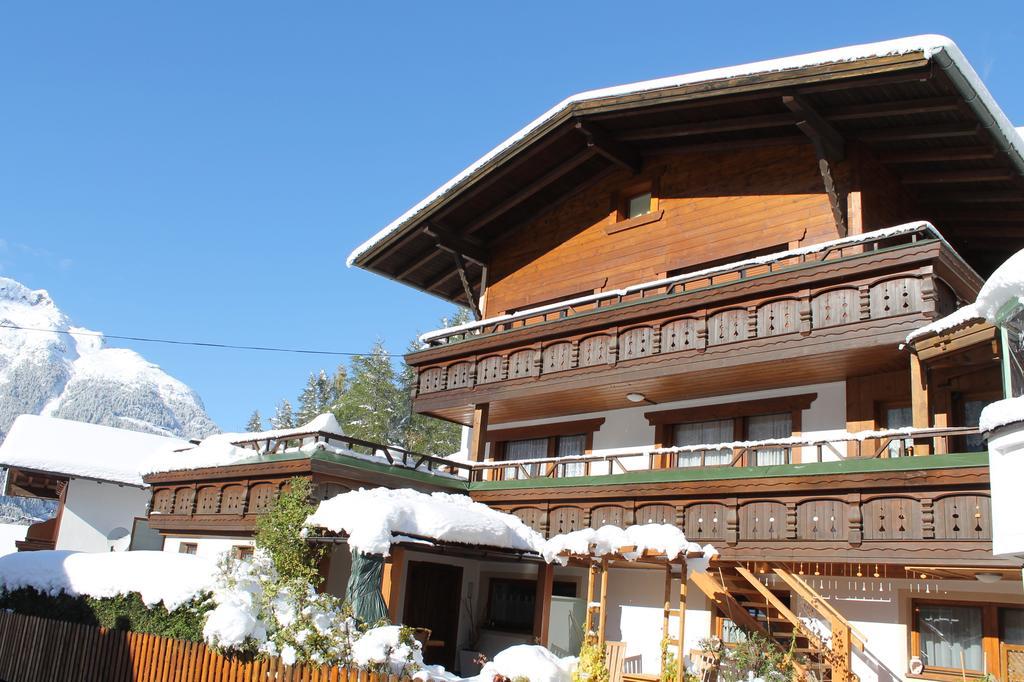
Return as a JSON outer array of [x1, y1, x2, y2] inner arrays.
[[407, 224, 983, 423]]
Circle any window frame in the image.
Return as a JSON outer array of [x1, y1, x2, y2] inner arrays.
[[484, 577, 578, 634], [232, 545, 254, 561], [605, 178, 663, 235], [178, 542, 198, 555], [909, 599, 1024, 681], [487, 418, 604, 479]]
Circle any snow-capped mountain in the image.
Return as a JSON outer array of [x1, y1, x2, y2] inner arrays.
[[0, 277, 219, 442]]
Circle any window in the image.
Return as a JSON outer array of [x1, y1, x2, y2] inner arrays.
[[885, 404, 913, 457], [178, 542, 197, 555], [232, 545, 254, 561], [747, 413, 792, 466], [916, 603, 984, 673], [673, 419, 734, 467], [911, 601, 1024, 678], [503, 438, 549, 479], [489, 419, 603, 480], [626, 192, 653, 219], [502, 434, 586, 478], [486, 578, 577, 632], [962, 399, 991, 452]]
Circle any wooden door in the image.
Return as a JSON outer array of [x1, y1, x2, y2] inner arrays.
[[403, 561, 464, 670]]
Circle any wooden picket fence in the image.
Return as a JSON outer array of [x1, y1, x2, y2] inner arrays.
[[0, 610, 403, 682]]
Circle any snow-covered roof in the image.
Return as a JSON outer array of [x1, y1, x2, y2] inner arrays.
[[421, 222, 942, 343], [540, 523, 716, 566], [215, 413, 345, 444], [348, 35, 1024, 268], [906, 247, 1024, 344], [0, 549, 216, 609], [306, 487, 546, 556], [0, 414, 189, 487]]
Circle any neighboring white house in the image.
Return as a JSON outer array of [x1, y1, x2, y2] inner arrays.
[[0, 414, 188, 553]]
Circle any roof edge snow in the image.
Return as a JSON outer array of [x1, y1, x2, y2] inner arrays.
[[346, 35, 1024, 269]]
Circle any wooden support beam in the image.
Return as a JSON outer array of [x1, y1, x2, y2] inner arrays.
[[916, 190, 1024, 204], [930, 209, 1024, 223], [422, 267, 460, 294], [423, 224, 488, 266], [856, 123, 979, 142], [383, 546, 406, 624], [532, 562, 554, 646], [878, 146, 997, 164], [574, 121, 641, 174], [396, 249, 440, 281], [469, 403, 489, 463], [618, 112, 795, 142], [450, 251, 482, 320], [464, 148, 596, 235], [901, 168, 1015, 185], [822, 95, 961, 121], [910, 352, 932, 456], [782, 95, 845, 161], [597, 557, 609, 646], [677, 562, 686, 682], [783, 95, 847, 237]]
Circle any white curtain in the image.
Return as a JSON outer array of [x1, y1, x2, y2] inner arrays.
[[886, 406, 913, 457], [673, 419, 733, 467], [557, 434, 586, 477], [503, 438, 547, 479], [919, 604, 983, 671], [747, 413, 791, 466]]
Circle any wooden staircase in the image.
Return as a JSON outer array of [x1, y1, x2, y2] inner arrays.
[[691, 564, 865, 682]]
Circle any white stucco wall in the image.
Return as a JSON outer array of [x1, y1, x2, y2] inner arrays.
[[483, 381, 848, 473], [55, 479, 148, 553], [162, 535, 252, 560], [986, 420, 1024, 556]]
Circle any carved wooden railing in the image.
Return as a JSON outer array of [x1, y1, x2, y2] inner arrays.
[[467, 426, 982, 482], [420, 223, 943, 348]]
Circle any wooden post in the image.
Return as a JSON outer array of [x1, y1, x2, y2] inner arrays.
[[677, 561, 687, 682], [382, 546, 406, 624], [910, 353, 932, 455], [533, 562, 554, 646], [598, 557, 609, 646], [469, 403, 489, 463]]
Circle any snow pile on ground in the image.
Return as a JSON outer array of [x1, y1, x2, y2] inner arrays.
[[478, 645, 576, 682], [0, 522, 28, 556], [0, 549, 217, 609], [0, 413, 189, 485], [542, 523, 717, 568], [907, 247, 1024, 343], [306, 488, 546, 556], [352, 625, 424, 675]]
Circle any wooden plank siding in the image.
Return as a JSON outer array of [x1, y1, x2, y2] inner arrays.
[[483, 142, 925, 316], [0, 610, 394, 682]]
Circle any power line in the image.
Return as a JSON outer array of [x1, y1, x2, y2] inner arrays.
[[0, 322, 405, 358]]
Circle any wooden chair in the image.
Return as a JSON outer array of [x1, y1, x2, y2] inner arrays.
[[623, 655, 643, 674], [606, 641, 627, 682], [692, 648, 719, 682]]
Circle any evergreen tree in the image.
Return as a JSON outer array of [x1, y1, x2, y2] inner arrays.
[[314, 370, 333, 415], [336, 340, 404, 445], [270, 399, 295, 430], [245, 410, 264, 432], [398, 307, 470, 454], [296, 372, 320, 425], [329, 363, 347, 413]]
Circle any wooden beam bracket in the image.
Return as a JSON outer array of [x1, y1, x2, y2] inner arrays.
[[783, 94, 847, 236], [575, 121, 641, 174]]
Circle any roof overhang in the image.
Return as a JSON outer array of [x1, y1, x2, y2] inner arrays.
[[346, 35, 1024, 302]]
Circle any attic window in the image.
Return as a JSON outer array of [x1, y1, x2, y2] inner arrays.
[[626, 192, 653, 219]]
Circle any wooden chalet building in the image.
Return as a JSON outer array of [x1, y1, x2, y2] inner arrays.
[[147, 36, 1024, 681]]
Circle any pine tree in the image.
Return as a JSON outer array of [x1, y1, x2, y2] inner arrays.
[[336, 340, 404, 445], [330, 363, 347, 413], [270, 399, 295, 430], [245, 410, 264, 433], [314, 370, 332, 414], [296, 373, 320, 425], [398, 307, 469, 455]]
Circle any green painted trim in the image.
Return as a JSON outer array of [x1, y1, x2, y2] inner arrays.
[[466, 451, 989, 491], [309, 449, 469, 490]]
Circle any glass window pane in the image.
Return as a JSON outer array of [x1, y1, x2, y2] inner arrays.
[[885, 406, 914, 457], [1004, 608, 1024, 646], [919, 604, 983, 671], [673, 419, 733, 467], [504, 438, 548, 478], [627, 192, 652, 219], [963, 399, 990, 452], [557, 434, 586, 477], [748, 413, 791, 466]]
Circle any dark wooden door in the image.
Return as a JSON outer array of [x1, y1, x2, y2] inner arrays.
[[403, 561, 463, 670]]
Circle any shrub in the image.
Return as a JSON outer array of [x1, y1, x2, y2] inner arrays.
[[0, 587, 212, 641]]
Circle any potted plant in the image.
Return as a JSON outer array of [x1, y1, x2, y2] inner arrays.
[[459, 592, 485, 675]]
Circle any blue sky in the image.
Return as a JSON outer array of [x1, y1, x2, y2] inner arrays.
[[0, 1, 1021, 431]]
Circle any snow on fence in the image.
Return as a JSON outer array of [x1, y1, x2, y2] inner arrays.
[[0, 609, 397, 682]]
